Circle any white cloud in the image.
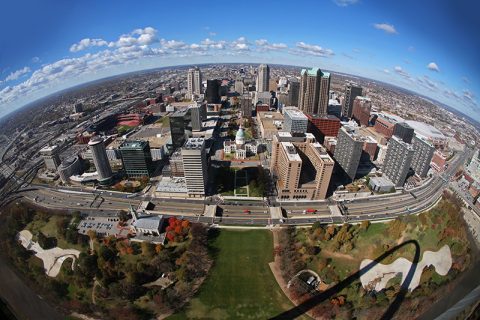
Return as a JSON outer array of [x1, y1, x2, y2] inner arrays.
[[293, 42, 334, 57], [393, 66, 411, 79], [373, 23, 398, 34], [231, 37, 250, 51], [383, 69, 390, 74], [462, 89, 477, 106], [462, 76, 470, 84], [31, 56, 41, 63], [255, 39, 287, 51], [427, 62, 440, 72], [3, 67, 31, 82], [333, 0, 358, 7], [70, 38, 109, 52]]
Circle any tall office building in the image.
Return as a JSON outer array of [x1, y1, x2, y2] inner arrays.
[[187, 67, 202, 96], [411, 135, 435, 178], [235, 77, 244, 93], [169, 109, 190, 149], [333, 126, 364, 180], [119, 140, 154, 178], [383, 136, 415, 187], [190, 104, 203, 131], [288, 81, 300, 106], [181, 138, 208, 197], [319, 72, 331, 115], [283, 107, 308, 134], [256, 64, 270, 92], [393, 122, 415, 144], [352, 96, 372, 127], [270, 132, 334, 200], [206, 79, 221, 103], [240, 94, 252, 118], [298, 68, 330, 115], [39, 145, 61, 171], [88, 137, 113, 184], [342, 83, 363, 118]]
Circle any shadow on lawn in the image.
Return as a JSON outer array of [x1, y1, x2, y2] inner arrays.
[[270, 239, 421, 320]]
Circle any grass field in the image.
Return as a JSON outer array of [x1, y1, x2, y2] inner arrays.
[[169, 230, 302, 319]]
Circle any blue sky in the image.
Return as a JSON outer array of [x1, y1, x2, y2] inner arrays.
[[1, 0, 479, 121]]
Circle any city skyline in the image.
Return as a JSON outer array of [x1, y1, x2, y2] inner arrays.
[[0, 0, 479, 121]]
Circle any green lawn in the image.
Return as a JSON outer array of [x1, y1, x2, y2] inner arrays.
[[169, 230, 302, 319]]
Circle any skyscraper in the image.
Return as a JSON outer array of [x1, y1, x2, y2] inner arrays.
[[333, 126, 364, 180], [169, 109, 189, 150], [393, 122, 415, 144], [240, 94, 252, 118], [189, 104, 203, 131], [298, 68, 330, 115], [181, 138, 208, 197], [288, 80, 300, 106], [342, 83, 363, 118], [39, 145, 61, 171], [411, 135, 435, 177], [187, 66, 202, 96], [206, 79, 221, 103], [119, 140, 154, 178], [270, 132, 334, 200], [88, 136, 113, 184], [383, 136, 414, 187], [256, 64, 270, 92], [352, 96, 372, 127], [283, 107, 308, 134]]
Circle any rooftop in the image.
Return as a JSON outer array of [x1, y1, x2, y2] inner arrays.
[[183, 137, 205, 149], [134, 214, 163, 230], [284, 108, 308, 120], [405, 120, 446, 140], [282, 142, 302, 162], [120, 140, 149, 149]]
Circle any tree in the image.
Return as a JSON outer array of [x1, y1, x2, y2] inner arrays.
[[360, 220, 370, 231], [141, 241, 155, 257]]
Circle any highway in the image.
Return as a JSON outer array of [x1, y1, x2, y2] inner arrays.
[[0, 148, 469, 228]]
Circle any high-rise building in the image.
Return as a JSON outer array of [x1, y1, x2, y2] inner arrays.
[[169, 109, 190, 149], [374, 115, 397, 139], [119, 140, 154, 178], [235, 77, 244, 93], [189, 104, 203, 131], [73, 103, 83, 113], [288, 81, 300, 106], [352, 96, 372, 127], [240, 94, 252, 118], [393, 122, 415, 144], [283, 107, 308, 134], [256, 64, 270, 92], [319, 72, 331, 116], [383, 136, 414, 187], [270, 132, 334, 200], [466, 149, 480, 183], [39, 145, 61, 171], [187, 67, 202, 96], [411, 135, 435, 178], [206, 79, 221, 103], [333, 126, 364, 180], [298, 68, 330, 115], [307, 114, 342, 141], [88, 137, 113, 184], [342, 83, 363, 118], [181, 138, 208, 197]]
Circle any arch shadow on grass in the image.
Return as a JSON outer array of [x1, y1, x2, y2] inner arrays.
[[270, 239, 421, 320]]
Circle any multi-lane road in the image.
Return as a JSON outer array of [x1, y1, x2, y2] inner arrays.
[[6, 148, 467, 228]]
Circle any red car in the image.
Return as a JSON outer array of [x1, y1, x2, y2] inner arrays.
[[243, 209, 251, 214]]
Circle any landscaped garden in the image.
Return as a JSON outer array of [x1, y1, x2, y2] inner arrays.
[[0, 204, 212, 320], [168, 230, 305, 319], [214, 166, 267, 197], [276, 191, 474, 319]]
